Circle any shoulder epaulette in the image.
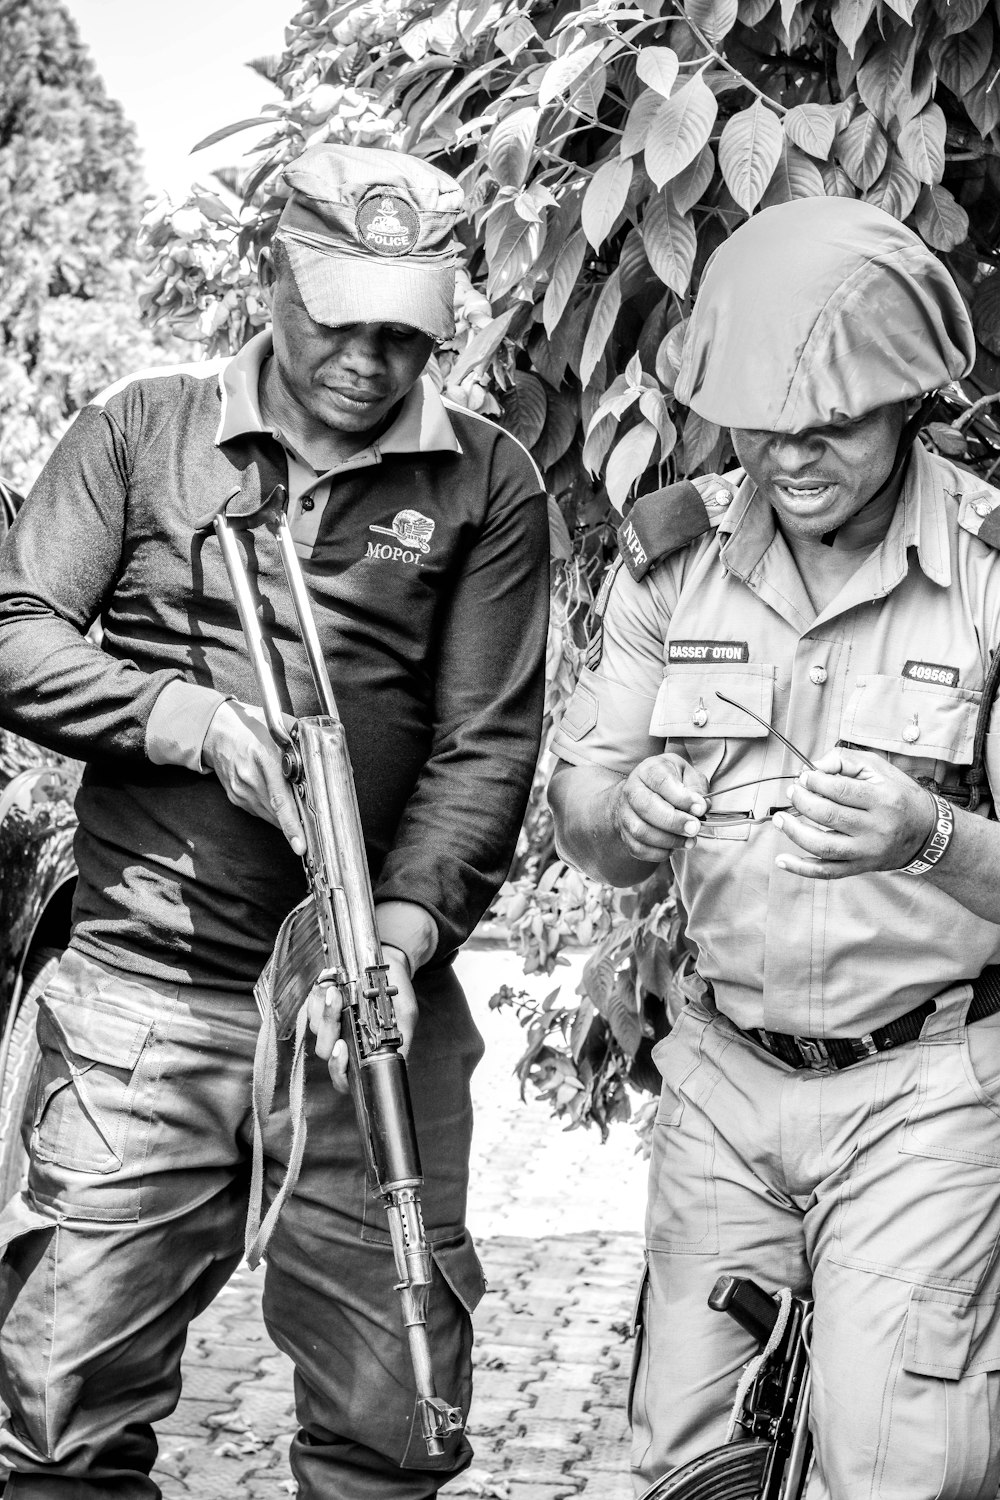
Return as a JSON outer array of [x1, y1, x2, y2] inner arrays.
[[956, 484, 1000, 550], [617, 480, 724, 581]]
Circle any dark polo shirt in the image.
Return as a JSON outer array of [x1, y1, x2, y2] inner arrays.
[[0, 335, 549, 988]]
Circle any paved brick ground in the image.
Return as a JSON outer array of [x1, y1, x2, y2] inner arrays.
[[151, 946, 647, 1499]]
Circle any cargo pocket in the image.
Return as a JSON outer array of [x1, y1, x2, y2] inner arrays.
[[29, 990, 156, 1222], [646, 1020, 720, 1254], [897, 1286, 1000, 1499], [627, 1257, 649, 1426]]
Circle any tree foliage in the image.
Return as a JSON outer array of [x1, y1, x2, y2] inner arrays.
[[0, 0, 180, 489], [142, 0, 1000, 1133]]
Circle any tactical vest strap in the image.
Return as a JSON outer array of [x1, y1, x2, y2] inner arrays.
[[617, 481, 714, 581]]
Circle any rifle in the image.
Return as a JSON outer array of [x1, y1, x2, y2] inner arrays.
[[213, 492, 463, 1457]]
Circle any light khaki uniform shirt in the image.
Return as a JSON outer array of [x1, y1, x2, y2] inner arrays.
[[552, 445, 1000, 1036]]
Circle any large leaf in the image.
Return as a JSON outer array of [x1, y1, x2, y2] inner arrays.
[[488, 107, 541, 188], [620, 227, 655, 299], [760, 141, 826, 206], [538, 39, 607, 108], [532, 389, 580, 470], [642, 192, 698, 294], [543, 230, 587, 336], [965, 70, 1000, 137], [863, 149, 921, 218], [830, 0, 875, 55], [936, 0, 989, 36], [837, 108, 888, 190], [190, 116, 271, 153], [583, 411, 619, 476], [570, 61, 609, 118], [881, 0, 918, 21], [671, 143, 716, 214], [912, 184, 970, 252], [782, 103, 837, 158], [897, 102, 946, 184], [449, 306, 521, 385], [486, 215, 544, 300], [622, 88, 668, 156], [644, 75, 718, 189], [738, 0, 774, 21], [639, 388, 678, 454], [895, 50, 937, 126], [683, 413, 724, 473], [605, 419, 659, 512], [582, 156, 634, 248], [635, 46, 680, 97], [580, 268, 623, 389], [856, 30, 916, 127], [718, 101, 784, 213], [502, 372, 549, 449], [972, 273, 1000, 357], [929, 15, 993, 95], [496, 15, 539, 57], [685, 0, 739, 42], [656, 318, 689, 387]]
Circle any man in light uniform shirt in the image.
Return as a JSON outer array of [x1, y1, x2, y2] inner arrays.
[[550, 197, 1000, 1498]]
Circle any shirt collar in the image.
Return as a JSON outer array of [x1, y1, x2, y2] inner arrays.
[[215, 329, 462, 459], [716, 440, 952, 592]]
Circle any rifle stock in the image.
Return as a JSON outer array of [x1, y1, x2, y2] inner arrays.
[[214, 502, 463, 1456]]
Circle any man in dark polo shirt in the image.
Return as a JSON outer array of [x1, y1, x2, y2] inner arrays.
[[0, 144, 549, 1499]]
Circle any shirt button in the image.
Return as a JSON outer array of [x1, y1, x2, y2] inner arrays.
[[301, 496, 315, 512], [809, 665, 827, 685], [975, 501, 994, 517]]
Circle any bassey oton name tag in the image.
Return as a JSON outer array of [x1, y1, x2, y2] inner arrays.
[[902, 660, 960, 688], [669, 640, 750, 664]]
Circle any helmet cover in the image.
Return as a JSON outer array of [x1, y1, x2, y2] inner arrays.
[[674, 197, 975, 432]]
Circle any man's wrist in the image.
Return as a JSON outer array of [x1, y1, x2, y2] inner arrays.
[[900, 791, 955, 875]]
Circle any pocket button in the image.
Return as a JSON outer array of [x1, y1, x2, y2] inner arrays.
[[809, 665, 827, 685]]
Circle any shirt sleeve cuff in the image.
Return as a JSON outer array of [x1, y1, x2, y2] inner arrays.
[[375, 901, 438, 973], [146, 680, 232, 773]]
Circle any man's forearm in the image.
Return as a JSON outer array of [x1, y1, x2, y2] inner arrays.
[[548, 761, 662, 888]]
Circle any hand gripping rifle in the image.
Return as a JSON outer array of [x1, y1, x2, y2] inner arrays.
[[213, 492, 464, 1457]]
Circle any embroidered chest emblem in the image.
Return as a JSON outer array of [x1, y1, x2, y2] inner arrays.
[[367, 509, 435, 563]]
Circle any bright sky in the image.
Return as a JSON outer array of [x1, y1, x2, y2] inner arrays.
[[66, 0, 292, 202]]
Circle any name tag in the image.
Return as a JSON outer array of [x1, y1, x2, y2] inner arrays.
[[902, 660, 960, 688], [668, 640, 750, 664]]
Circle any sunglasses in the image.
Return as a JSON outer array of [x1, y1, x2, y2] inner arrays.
[[696, 691, 814, 835]]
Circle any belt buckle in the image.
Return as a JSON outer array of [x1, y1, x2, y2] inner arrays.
[[793, 1035, 830, 1069]]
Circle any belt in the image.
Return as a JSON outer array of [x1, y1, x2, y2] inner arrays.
[[736, 964, 1000, 1072]]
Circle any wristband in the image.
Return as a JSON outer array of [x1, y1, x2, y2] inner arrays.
[[900, 792, 954, 875]]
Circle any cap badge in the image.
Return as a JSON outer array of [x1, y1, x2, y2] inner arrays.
[[356, 193, 419, 257]]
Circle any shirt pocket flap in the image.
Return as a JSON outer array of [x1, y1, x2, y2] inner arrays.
[[651, 664, 775, 739], [841, 676, 979, 765], [903, 1284, 1000, 1379], [44, 996, 153, 1072]]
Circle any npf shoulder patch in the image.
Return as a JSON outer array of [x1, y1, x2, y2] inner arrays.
[[617, 480, 721, 582]]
